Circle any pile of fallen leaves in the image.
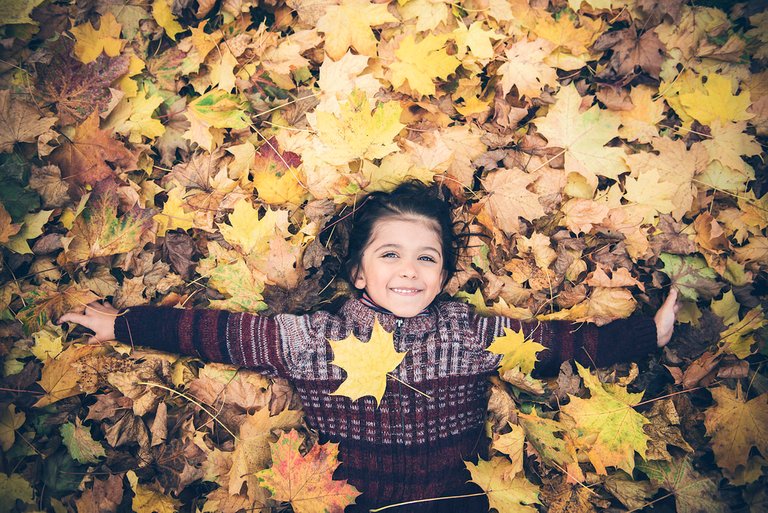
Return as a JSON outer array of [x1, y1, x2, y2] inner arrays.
[[1, 0, 767, 511]]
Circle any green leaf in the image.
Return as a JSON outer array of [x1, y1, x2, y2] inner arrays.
[[187, 90, 250, 129], [638, 456, 729, 513], [60, 420, 106, 464], [43, 449, 86, 495], [658, 253, 722, 301], [0, 473, 35, 513]]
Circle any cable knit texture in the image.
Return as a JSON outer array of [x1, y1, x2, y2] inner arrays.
[[114, 298, 657, 512]]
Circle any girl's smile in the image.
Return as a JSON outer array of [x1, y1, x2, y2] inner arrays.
[[353, 217, 446, 318]]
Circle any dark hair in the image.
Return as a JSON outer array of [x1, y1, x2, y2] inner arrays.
[[344, 181, 463, 286]]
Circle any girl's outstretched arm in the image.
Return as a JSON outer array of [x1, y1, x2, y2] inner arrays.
[[474, 290, 680, 375], [58, 303, 296, 378]]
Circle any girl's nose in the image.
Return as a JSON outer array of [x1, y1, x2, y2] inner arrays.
[[399, 261, 417, 278]]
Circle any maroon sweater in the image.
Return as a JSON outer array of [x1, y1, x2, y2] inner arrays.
[[114, 298, 657, 512]]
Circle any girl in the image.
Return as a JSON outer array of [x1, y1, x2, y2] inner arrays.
[[60, 182, 678, 513]]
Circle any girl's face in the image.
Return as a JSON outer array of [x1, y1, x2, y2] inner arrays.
[[353, 217, 445, 318]]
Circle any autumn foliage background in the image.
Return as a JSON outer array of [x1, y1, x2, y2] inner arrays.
[[1, 0, 767, 511]]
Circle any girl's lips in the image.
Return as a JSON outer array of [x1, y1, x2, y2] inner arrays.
[[390, 288, 422, 295]]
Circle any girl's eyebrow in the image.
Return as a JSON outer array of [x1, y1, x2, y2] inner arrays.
[[375, 243, 441, 254]]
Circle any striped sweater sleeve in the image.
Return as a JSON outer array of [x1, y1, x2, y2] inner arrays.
[[113, 306, 292, 378], [471, 313, 658, 375]]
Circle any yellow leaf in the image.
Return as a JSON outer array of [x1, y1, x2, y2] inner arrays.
[[198, 244, 268, 313], [316, 0, 397, 60], [127, 470, 181, 513], [479, 167, 545, 235], [361, 152, 434, 194], [718, 306, 766, 359], [498, 38, 557, 98], [153, 187, 194, 236], [534, 84, 626, 189], [389, 33, 460, 97], [702, 121, 761, 173], [34, 345, 103, 407], [4, 209, 52, 254], [70, 13, 123, 64], [0, 404, 25, 452], [618, 85, 664, 143], [487, 327, 545, 375], [209, 47, 238, 92], [105, 86, 165, 143], [114, 52, 146, 97], [31, 326, 64, 361], [538, 287, 636, 326], [399, 0, 451, 32], [453, 20, 502, 61], [229, 408, 303, 501], [152, 0, 184, 40], [678, 73, 753, 126], [313, 89, 405, 166], [704, 386, 768, 479], [623, 168, 677, 224], [561, 363, 649, 475], [218, 199, 291, 255], [329, 318, 407, 405], [465, 456, 540, 512]]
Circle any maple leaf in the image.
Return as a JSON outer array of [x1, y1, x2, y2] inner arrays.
[[704, 386, 768, 479], [677, 73, 753, 126], [256, 430, 361, 513], [34, 345, 104, 407], [718, 306, 766, 359], [36, 47, 130, 125], [316, 0, 397, 60], [618, 85, 665, 143], [388, 33, 460, 97], [312, 89, 404, 166], [152, 0, 184, 40], [561, 363, 649, 475], [0, 404, 25, 452], [534, 84, 627, 188], [480, 167, 546, 235], [518, 410, 584, 481], [250, 140, 309, 207], [658, 253, 721, 301], [59, 179, 154, 265], [594, 27, 665, 78], [492, 423, 525, 476], [105, 86, 166, 143], [498, 38, 558, 98], [153, 187, 195, 236], [0, 204, 21, 243], [329, 318, 407, 405], [622, 168, 677, 224], [487, 327, 545, 375], [16, 282, 99, 334], [218, 199, 291, 255], [453, 20, 503, 61], [184, 90, 250, 151], [127, 470, 181, 513], [31, 326, 64, 361], [230, 408, 303, 502], [0, 90, 57, 153], [199, 251, 268, 312], [49, 111, 137, 186], [60, 418, 106, 463], [70, 13, 124, 64], [0, 474, 35, 512], [465, 456, 540, 512], [638, 456, 729, 513], [701, 121, 761, 174]]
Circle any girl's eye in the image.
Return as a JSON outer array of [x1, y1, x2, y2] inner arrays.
[[419, 255, 436, 262], [381, 252, 398, 258]]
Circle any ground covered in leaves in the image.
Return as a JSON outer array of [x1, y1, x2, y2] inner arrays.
[[1, 0, 767, 511]]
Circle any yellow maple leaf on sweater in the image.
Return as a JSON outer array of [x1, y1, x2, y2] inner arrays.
[[487, 327, 545, 375], [329, 318, 407, 405], [388, 33, 460, 97], [316, 0, 397, 60], [70, 13, 123, 64]]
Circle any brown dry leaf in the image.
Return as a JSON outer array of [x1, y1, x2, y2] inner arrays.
[[480, 167, 546, 235], [0, 90, 57, 153], [49, 112, 137, 186]]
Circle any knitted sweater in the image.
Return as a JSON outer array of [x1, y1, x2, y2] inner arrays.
[[114, 298, 658, 512]]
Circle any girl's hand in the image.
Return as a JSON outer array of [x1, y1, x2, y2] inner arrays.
[[58, 302, 118, 343], [654, 288, 680, 348]]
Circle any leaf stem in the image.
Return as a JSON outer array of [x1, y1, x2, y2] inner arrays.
[[386, 373, 432, 399]]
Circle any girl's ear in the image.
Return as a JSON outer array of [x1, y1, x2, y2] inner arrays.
[[351, 265, 366, 290]]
